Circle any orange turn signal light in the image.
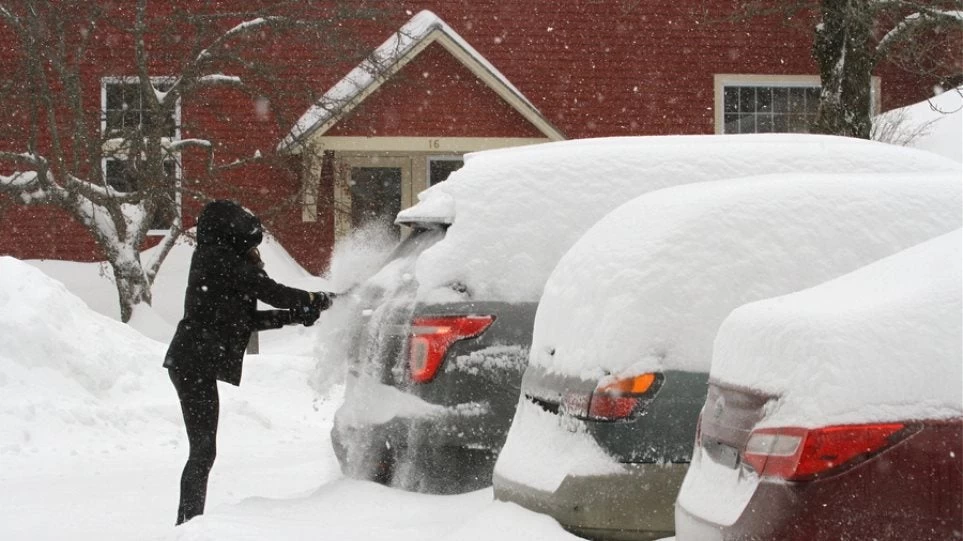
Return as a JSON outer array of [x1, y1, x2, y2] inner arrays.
[[597, 373, 657, 395]]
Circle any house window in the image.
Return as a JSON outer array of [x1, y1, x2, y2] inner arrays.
[[723, 84, 821, 134], [102, 77, 180, 232], [714, 75, 881, 135], [428, 156, 464, 186], [103, 78, 177, 137]]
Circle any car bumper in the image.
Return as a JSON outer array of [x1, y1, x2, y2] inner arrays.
[[493, 463, 684, 541], [675, 427, 963, 541], [332, 377, 504, 491]]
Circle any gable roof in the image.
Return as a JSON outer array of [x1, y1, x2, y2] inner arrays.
[[277, 10, 565, 153]]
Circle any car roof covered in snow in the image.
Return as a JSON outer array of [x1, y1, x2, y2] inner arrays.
[[710, 229, 963, 427], [395, 134, 959, 303], [528, 173, 962, 381]]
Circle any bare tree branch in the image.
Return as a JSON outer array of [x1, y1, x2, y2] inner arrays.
[[878, 8, 963, 58], [0, 0, 383, 321]]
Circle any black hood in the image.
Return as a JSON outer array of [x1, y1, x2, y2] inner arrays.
[[196, 200, 263, 255]]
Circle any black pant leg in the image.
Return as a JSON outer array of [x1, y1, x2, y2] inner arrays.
[[169, 368, 219, 525]]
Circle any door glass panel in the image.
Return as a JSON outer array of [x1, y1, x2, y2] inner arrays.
[[350, 167, 402, 238], [429, 158, 464, 186]]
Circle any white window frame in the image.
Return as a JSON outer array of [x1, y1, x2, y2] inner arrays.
[[101, 76, 182, 235], [713, 74, 881, 135]]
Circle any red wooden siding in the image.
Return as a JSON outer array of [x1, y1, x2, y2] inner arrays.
[[0, 0, 957, 274], [327, 43, 545, 138]]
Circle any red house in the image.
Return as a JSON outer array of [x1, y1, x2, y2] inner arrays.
[[0, 1, 956, 274]]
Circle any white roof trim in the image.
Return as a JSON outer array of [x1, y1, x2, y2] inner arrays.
[[277, 10, 564, 153]]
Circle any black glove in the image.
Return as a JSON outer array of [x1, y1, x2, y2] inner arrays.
[[311, 291, 334, 311], [293, 304, 321, 326]]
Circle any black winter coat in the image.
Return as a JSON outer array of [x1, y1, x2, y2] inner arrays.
[[163, 200, 313, 385]]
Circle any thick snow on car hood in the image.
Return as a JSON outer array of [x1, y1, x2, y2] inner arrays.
[[710, 229, 963, 427], [529, 173, 962, 381], [396, 134, 958, 303]]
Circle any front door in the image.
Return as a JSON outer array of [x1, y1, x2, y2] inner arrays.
[[335, 155, 412, 240]]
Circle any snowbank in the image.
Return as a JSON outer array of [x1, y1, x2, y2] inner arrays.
[[876, 86, 963, 162], [398, 134, 958, 304], [1, 255, 576, 540], [28, 230, 330, 345], [529, 173, 962, 380], [0, 256, 333, 464], [710, 229, 963, 427], [0, 256, 172, 458], [171, 481, 581, 541]]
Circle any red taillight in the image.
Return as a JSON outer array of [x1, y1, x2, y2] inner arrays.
[[742, 423, 907, 481], [585, 373, 663, 421], [407, 315, 495, 383]]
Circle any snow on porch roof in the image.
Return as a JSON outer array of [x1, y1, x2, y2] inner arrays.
[[277, 10, 565, 153]]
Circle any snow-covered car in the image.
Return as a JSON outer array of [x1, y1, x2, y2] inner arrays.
[[675, 229, 963, 541], [331, 134, 960, 494], [491, 173, 962, 540]]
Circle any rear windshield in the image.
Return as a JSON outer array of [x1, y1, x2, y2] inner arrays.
[[383, 225, 446, 265], [359, 225, 446, 298]]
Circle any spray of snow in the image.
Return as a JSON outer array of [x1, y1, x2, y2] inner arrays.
[[324, 221, 399, 294]]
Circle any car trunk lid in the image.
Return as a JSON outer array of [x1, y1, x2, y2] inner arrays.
[[521, 364, 599, 419], [699, 381, 773, 470]]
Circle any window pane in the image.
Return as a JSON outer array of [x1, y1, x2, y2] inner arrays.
[[773, 114, 788, 132], [788, 113, 809, 132], [739, 114, 755, 134], [724, 87, 739, 113], [105, 110, 125, 132], [429, 158, 463, 186], [773, 88, 788, 113], [723, 113, 740, 134], [756, 87, 772, 113], [122, 84, 140, 110], [739, 87, 755, 112], [142, 110, 156, 132], [105, 159, 136, 192], [106, 85, 123, 111], [757, 114, 773, 133], [163, 113, 177, 138], [123, 110, 139, 131], [788, 88, 806, 112]]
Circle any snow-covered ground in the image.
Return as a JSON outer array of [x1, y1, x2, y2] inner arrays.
[[875, 85, 963, 162], [0, 235, 580, 540]]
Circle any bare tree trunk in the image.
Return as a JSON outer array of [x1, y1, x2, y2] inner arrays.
[[108, 247, 153, 322], [812, 0, 876, 138]]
